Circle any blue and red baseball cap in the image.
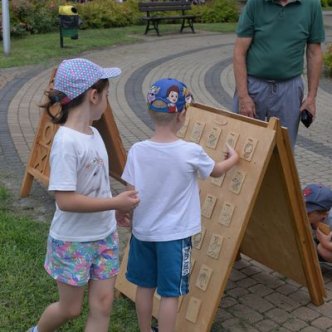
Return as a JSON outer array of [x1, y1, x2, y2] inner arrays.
[[54, 58, 121, 101], [146, 78, 193, 113], [303, 184, 332, 213]]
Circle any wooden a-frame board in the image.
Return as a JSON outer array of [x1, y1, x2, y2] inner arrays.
[[20, 68, 126, 197], [115, 102, 325, 332]]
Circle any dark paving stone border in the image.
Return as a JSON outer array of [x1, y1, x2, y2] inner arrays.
[[0, 67, 53, 202], [126, 49, 331, 159], [125, 43, 233, 130], [205, 58, 233, 109], [1, 37, 331, 186], [0, 71, 37, 175]]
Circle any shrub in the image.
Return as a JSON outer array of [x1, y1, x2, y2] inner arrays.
[[4, 0, 60, 37], [2, 0, 239, 38], [321, 0, 329, 7], [77, 0, 239, 28], [77, 0, 142, 28], [191, 0, 239, 23]]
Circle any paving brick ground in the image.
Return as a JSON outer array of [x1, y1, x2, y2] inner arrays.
[[0, 13, 332, 331]]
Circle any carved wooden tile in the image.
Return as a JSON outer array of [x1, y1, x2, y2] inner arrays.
[[192, 227, 206, 250], [241, 137, 258, 161], [207, 234, 224, 259], [225, 131, 239, 148], [205, 126, 222, 149], [218, 201, 235, 227], [201, 194, 217, 219], [214, 116, 228, 126], [189, 121, 205, 143], [185, 297, 201, 323], [210, 173, 225, 187], [196, 264, 213, 291], [229, 170, 246, 195]]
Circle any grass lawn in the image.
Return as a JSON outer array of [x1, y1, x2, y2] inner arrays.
[[0, 186, 139, 332], [0, 23, 236, 68]]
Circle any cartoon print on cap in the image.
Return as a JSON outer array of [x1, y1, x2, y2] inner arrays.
[[167, 85, 179, 113], [147, 78, 193, 113], [147, 85, 160, 104], [303, 186, 313, 198]]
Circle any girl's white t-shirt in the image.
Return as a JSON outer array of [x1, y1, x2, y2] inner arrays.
[[122, 139, 215, 241], [48, 126, 116, 242]]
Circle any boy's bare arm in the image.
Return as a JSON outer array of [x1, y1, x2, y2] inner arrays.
[[210, 144, 239, 178]]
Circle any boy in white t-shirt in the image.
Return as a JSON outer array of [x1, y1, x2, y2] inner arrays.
[[119, 78, 239, 332]]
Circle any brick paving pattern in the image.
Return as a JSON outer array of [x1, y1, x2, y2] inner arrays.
[[0, 12, 332, 331]]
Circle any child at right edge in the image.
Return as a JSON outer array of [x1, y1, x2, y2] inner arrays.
[[118, 78, 239, 332]]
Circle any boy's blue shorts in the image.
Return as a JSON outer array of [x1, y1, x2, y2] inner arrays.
[[126, 235, 192, 297]]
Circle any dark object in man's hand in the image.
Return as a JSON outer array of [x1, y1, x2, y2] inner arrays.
[[300, 109, 313, 128]]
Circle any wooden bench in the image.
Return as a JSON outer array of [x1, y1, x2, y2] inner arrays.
[[138, 1, 197, 36]]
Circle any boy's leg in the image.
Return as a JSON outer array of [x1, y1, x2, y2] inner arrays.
[[155, 237, 191, 332], [37, 281, 85, 332], [158, 296, 178, 332], [85, 277, 116, 332], [136, 286, 155, 332]]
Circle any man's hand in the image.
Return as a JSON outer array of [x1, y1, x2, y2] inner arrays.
[[239, 95, 256, 118], [301, 96, 316, 119]]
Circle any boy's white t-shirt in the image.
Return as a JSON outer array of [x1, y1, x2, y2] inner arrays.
[[122, 139, 215, 241], [48, 126, 116, 242]]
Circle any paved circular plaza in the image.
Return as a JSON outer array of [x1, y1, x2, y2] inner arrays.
[[1, 14, 332, 331]]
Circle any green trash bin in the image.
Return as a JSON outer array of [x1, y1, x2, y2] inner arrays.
[[59, 5, 79, 48]]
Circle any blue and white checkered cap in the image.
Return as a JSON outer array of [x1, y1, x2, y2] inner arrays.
[[54, 58, 121, 100]]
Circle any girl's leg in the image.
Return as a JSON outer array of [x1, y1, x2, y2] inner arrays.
[[37, 281, 85, 332], [85, 277, 116, 332], [136, 286, 155, 332], [158, 297, 178, 332]]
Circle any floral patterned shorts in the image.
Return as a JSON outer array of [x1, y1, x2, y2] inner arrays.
[[44, 231, 119, 287]]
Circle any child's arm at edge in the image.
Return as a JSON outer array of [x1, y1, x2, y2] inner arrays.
[[210, 144, 240, 178], [54, 189, 139, 213]]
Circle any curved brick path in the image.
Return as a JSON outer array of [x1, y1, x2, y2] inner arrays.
[[1, 14, 332, 331]]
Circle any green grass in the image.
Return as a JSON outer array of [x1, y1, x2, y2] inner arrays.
[[0, 186, 139, 332], [0, 187, 10, 201], [0, 23, 236, 68]]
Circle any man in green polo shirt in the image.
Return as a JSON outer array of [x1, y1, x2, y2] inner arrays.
[[232, 0, 325, 148]]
